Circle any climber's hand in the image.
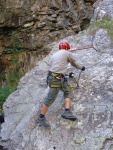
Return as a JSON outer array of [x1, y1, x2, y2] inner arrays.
[[81, 66, 85, 71], [69, 72, 74, 78]]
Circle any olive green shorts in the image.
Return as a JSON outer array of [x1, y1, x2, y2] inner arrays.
[[43, 75, 73, 106]]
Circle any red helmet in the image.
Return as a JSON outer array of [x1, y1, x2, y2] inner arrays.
[[59, 42, 70, 50]]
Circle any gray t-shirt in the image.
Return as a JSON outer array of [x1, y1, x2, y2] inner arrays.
[[49, 50, 82, 74]]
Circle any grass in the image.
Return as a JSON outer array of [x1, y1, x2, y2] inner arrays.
[[88, 18, 113, 40]]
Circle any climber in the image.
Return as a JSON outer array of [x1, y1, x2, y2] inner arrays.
[[36, 41, 89, 128]]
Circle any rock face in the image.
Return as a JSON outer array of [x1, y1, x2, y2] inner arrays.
[[0, 0, 95, 76], [1, 28, 113, 150], [1, 0, 113, 150], [91, 0, 113, 22]]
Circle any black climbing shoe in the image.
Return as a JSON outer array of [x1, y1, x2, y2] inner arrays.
[[36, 117, 51, 128], [61, 110, 77, 121]]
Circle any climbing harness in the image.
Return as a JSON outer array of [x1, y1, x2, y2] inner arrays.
[[48, 71, 64, 79], [47, 71, 65, 88], [47, 70, 83, 89]]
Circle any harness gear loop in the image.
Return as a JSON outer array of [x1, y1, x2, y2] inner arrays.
[[47, 71, 64, 88]]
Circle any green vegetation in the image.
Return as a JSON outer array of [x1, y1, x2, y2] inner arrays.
[[10, 55, 19, 63], [0, 31, 25, 109], [0, 82, 16, 109], [0, 69, 23, 109], [0, 51, 24, 109], [3, 31, 25, 53], [1, 31, 26, 110], [88, 18, 113, 40]]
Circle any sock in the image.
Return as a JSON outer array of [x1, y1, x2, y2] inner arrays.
[[65, 108, 70, 111], [39, 114, 45, 118]]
